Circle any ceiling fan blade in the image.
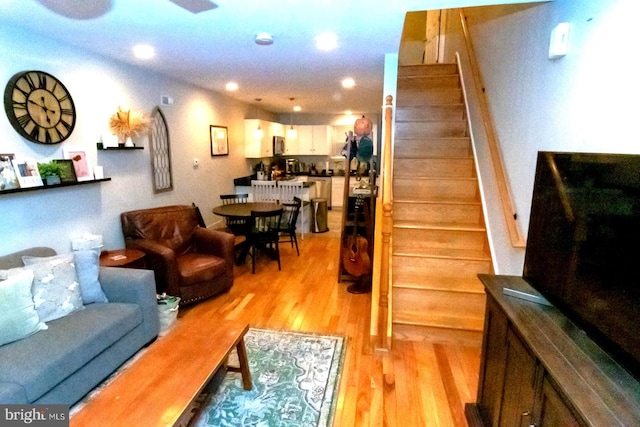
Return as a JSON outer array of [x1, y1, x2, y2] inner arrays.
[[168, 0, 218, 14]]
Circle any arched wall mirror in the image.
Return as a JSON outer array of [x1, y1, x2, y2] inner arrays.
[[148, 106, 173, 193]]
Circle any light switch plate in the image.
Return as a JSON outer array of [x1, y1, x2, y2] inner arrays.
[[549, 23, 570, 59]]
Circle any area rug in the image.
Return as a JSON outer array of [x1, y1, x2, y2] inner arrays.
[[190, 328, 346, 427]]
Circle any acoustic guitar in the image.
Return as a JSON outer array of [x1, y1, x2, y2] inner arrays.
[[342, 202, 371, 277]]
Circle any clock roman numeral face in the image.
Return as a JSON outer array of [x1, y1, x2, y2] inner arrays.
[[3, 70, 76, 144]]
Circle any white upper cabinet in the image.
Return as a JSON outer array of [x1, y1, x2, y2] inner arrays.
[[285, 125, 329, 156], [295, 126, 314, 155], [311, 125, 331, 155], [245, 119, 280, 158], [331, 124, 377, 157]]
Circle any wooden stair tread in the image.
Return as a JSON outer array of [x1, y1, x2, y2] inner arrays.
[[393, 222, 486, 234], [392, 315, 484, 332], [394, 198, 481, 206], [395, 176, 477, 182], [393, 247, 491, 261], [398, 64, 458, 77], [393, 277, 485, 295], [394, 155, 474, 160]]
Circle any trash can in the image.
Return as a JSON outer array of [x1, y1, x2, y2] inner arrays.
[[157, 294, 180, 336], [312, 198, 329, 233]]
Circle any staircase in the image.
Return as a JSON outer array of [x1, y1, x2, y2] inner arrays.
[[392, 63, 492, 346]]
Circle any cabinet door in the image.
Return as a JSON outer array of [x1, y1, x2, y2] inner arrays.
[[333, 125, 352, 157], [296, 126, 314, 154], [477, 296, 510, 426], [499, 327, 541, 427], [312, 125, 331, 155], [285, 126, 300, 155], [244, 119, 266, 158], [331, 177, 345, 208], [536, 376, 582, 427]]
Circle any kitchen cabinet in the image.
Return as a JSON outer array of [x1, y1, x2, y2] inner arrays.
[[467, 275, 640, 427], [288, 125, 330, 155], [331, 176, 345, 208], [311, 125, 331, 155], [244, 119, 273, 158], [286, 126, 309, 155], [331, 124, 377, 157]]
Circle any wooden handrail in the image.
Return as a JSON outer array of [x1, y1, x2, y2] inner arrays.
[[372, 95, 394, 350], [459, 9, 526, 248]]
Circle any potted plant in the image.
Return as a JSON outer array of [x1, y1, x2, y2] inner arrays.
[[38, 160, 63, 186], [109, 106, 150, 147]]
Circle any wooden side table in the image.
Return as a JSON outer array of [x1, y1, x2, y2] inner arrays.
[[99, 248, 147, 269]]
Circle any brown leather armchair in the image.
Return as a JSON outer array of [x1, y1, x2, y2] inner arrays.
[[120, 205, 235, 305]]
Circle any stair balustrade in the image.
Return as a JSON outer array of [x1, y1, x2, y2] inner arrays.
[[371, 95, 394, 350]]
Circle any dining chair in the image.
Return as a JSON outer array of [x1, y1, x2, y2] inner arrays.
[[251, 180, 278, 203], [220, 193, 249, 205], [247, 207, 283, 274], [219, 193, 249, 237], [277, 180, 310, 239], [278, 197, 301, 256]]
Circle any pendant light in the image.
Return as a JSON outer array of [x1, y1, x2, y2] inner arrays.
[[287, 98, 297, 138]]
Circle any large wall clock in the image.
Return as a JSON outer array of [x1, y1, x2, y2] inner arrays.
[[3, 70, 76, 144]]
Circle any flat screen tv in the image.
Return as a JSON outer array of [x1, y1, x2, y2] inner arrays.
[[523, 151, 640, 380]]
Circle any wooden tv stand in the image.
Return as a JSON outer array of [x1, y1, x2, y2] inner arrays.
[[466, 274, 640, 426]]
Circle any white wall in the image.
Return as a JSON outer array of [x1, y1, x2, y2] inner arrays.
[[443, 0, 640, 274], [0, 24, 263, 255]]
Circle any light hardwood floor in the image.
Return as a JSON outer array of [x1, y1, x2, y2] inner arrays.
[[179, 209, 481, 426]]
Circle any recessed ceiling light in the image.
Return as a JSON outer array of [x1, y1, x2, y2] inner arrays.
[[255, 32, 274, 46], [345, 110, 353, 115], [341, 78, 355, 89], [225, 81, 239, 91], [316, 32, 337, 51], [133, 44, 155, 60], [293, 106, 302, 112]]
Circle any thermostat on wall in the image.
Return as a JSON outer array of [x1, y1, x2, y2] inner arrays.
[[549, 23, 570, 59]]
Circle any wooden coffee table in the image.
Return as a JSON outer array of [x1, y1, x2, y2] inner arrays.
[[70, 319, 251, 426]]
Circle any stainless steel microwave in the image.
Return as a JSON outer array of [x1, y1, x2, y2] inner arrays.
[[273, 136, 285, 156]]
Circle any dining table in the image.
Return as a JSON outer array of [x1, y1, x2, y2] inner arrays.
[[212, 202, 281, 265], [212, 202, 280, 218]]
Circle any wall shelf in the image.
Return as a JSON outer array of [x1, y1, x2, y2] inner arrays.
[[0, 178, 111, 196], [97, 144, 144, 150]]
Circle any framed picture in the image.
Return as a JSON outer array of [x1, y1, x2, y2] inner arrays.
[[11, 158, 43, 188], [210, 125, 229, 156], [55, 159, 77, 183], [64, 150, 92, 181], [0, 153, 20, 191]]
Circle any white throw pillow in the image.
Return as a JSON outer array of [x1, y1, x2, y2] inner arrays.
[[0, 269, 48, 347], [73, 250, 108, 304], [22, 253, 84, 323]]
